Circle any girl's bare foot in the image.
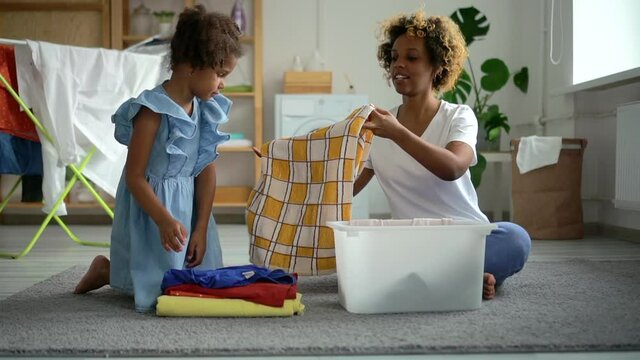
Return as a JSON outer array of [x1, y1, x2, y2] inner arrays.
[[483, 272, 496, 300], [74, 255, 110, 294]]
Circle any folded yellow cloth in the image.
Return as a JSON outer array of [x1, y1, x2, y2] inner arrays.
[[156, 293, 305, 317]]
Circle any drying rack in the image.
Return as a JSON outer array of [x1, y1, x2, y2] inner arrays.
[[0, 38, 112, 259]]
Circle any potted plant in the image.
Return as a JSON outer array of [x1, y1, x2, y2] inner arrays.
[[441, 6, 529, 188], [153, 10, 175, 37]]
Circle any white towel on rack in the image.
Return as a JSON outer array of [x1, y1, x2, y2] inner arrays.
[[14, 40, 166, 214], [14, 42, 76, 214], [516, 135, 562, 174]]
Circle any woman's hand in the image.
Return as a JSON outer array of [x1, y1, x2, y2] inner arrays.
[[186, 229, 207, 268], [362, 106, 405, 140], [158, 217, 187, 252], [252, 146, 262, 158]]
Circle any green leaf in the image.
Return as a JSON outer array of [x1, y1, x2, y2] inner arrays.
[[480, 104, 499, 125], [487, 127, 501, 142], [441, 70, 472, 104], [513, 67, 529, 93], [479, 104, 509, 141], [441, 91, 457, 103], [480, 58, 509, 92], [450, 6, 490, 46], [483, 105, 506, 129], [470, 153, 487, 188]]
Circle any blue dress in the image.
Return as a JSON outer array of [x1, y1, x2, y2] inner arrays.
[[109, 84, 230, 312]]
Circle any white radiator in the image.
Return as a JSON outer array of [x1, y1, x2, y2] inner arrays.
[[615, 102, 640, 211]]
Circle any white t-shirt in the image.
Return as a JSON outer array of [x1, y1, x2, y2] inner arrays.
[[364, 100, 488, 223]]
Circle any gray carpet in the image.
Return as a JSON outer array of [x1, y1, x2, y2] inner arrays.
[[1, 259, 640, 357]]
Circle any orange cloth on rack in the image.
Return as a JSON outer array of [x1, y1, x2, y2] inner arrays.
[[0, 44, 38, 142]]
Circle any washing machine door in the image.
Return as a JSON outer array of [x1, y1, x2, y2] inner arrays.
[[291, 117, 337, 137]]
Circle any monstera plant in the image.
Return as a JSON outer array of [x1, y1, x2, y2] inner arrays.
[[442, 6, 529, 188]]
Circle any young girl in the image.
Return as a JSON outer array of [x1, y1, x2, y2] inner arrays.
[[74, 5, 242, 312], [357, 10, 531, 299]]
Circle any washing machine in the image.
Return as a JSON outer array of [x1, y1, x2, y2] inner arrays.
[[275, 94, 370, 219]]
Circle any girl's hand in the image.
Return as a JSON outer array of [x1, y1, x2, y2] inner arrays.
[[186, 229, 207, 268], [362, 106, 404, 140], [158, 217, 187, 252]]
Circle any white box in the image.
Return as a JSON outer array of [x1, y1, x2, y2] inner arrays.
[[328, 219, 497, 314]]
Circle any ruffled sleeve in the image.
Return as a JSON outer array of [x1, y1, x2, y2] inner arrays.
[[112, 94, 141, 146], [193, 94, 232, 176], [112, 88, 194, 145], [112, 86, 201, 177]]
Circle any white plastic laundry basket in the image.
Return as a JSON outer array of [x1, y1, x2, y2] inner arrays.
[[328, 219, 497, 314]]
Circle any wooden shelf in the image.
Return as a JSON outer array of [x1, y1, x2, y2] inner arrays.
[[213, 186, 251, 207], [121, 35, 253, 45], [4, 194, 248, 210], [122, 34, 149, 43], [221, 92, 254, 97], [6, 198, 243, 209], [3, 202, 115, 210], [0, 2, 104, 12], [67, 202, 116, 209], [212, 202, 247, 208], [2, 203, 43, 209], [218, 146, 253, 152], [240, 36, 254, 44], [115, 0, 263, 210]]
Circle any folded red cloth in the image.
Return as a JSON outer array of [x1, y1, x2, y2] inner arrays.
[[0, 45, 38, 142], [164, 282, 297, 308]]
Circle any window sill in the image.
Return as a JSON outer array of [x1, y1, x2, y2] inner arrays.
[[553, 67, 640, 95]]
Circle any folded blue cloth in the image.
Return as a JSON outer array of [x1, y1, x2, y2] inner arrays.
[[161, 264, 297, 291]]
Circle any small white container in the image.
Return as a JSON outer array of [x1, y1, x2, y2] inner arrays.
[[328, 219, 497, 314], [130, 3, 152, 36]]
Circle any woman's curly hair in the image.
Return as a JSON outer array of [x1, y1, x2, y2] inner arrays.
[[377, 9, 468, 93], [170, 5, 243, 70]]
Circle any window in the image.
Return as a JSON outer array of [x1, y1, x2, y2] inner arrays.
[[572, 0, 640, 84]]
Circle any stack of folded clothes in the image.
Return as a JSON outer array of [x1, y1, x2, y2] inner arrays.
[[156, 264, 305, 317]]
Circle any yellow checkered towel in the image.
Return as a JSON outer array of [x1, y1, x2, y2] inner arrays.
[[156, 293, 305, 317], [247, 105, 374, 275]]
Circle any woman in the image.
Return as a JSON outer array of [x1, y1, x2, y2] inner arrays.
[[356, 10, 531, 299]]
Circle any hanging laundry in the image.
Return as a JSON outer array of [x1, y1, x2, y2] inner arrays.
[[20, 175, 43, 202], [13, 40, 165, 215], [0, 44, 38, 142], [0, 132, 42, 175]]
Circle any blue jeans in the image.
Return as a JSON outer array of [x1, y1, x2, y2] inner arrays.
[[484, 222, 531, 286]]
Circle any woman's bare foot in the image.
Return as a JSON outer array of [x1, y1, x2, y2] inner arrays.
[[483, 273, 496, 300], [74, 255, 110, 294]]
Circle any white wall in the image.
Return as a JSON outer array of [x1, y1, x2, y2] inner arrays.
[[536, 0, 640, 230], [574, 83, 640, 230], [263, 0, 543, 216]]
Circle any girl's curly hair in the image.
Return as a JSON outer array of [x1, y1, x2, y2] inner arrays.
[[170, 5, 243, 70], [377, 9, 468, 93]]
